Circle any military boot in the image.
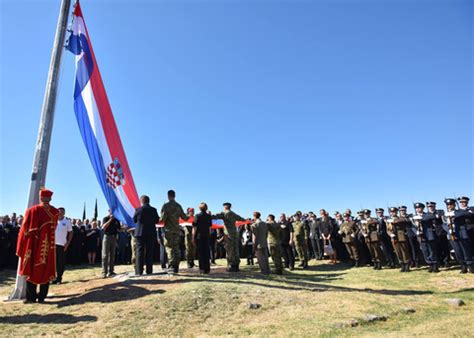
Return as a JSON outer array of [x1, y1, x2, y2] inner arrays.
[[433, 264, 440, 273], [469, 265, 474, 274], [400, 264, 405, 272], [428, 264, 433, 273], [460, 265, 468, 274], [302, 260, 308, 269]]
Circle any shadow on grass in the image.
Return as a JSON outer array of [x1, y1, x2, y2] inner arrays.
[[50, 279, 167, 308], [178, 267, 434, 296], [0, 313, 97, 324]]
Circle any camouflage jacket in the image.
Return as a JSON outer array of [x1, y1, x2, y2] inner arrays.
[[267, 221, 281, 246], [212, 210, 245, 236], [161, 200, 188, 234]]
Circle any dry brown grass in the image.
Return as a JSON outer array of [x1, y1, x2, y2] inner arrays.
[[0, 260, 473, 337]]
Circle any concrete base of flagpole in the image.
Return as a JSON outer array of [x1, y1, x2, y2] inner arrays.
[[5, 262, 26, 301]]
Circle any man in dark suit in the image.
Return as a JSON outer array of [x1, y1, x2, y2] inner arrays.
[[193, 203, 212, 274], [133, 195, 159, 275]]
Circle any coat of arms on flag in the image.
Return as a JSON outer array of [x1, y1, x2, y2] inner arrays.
[[106, 158, 125, 189]]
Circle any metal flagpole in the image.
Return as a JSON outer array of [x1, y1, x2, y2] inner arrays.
[[7, 0, 72, 301]]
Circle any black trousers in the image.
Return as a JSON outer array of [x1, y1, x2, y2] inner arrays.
[[197, 235, 211, 273], [281, 243, 295, 268], [135, 236, 154, 275], [26, 281, 49, 302], [56, 245, 65, 281]]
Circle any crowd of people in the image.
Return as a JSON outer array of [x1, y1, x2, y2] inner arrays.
[[4, 189, 474, 303]]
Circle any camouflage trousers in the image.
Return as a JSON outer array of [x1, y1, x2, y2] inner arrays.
[[393, 240, 411, 264], [165, 232, 181, 269], [295, 234, 309, 261], [269, 244, 283, 272], [225, 233, 240, 266], [184, 227, 195, 263]]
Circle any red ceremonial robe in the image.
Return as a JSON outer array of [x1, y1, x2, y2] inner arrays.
[[16, 203, 59, 285]]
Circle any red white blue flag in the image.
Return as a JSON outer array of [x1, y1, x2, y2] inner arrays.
[[67, 2, 139, 227]]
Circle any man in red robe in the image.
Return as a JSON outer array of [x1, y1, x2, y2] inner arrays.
[[16, 188, 59, 303]]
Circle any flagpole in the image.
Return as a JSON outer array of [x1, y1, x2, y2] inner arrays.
[[8, 0, 72, 301]]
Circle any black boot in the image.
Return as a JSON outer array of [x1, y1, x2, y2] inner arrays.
[[469, 265, 474, 274], [433, 264, 440, 273], [354, 260, 360, 268], [400, 264, 405, 272], [373, 262, 377, 270], [460, 265, 468, 274], [428, 264, 433, 273], [303, 260, 308, 269], [405, 264, 410, 272]]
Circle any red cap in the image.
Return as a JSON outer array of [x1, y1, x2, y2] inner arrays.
[[187, 207, 194, 212], [39, 188, 53, 198]]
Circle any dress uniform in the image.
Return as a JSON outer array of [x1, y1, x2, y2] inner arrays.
[[361, 209, 383, 270], [427, 202, 450, 267], [376, 208, 396, 268], [386, 207, 411, 272], [279, 214, 295, 270], [413, 202, 440, 272], [457, 196, 474, 254], [338, 213, 360, 266], [400, 206, 422, 268], [444, 198, 474, 273]]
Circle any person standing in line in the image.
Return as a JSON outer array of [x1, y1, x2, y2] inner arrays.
[[52, 207, 73, 285], [251, 211, 270, 275], [160, 190, 189, 274], [267, 214, 283, 275], [279, 213, 295, 270], [192, 203, 212, 274], [242, 224, 254, 265]]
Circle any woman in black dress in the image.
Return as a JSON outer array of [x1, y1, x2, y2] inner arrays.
[[86, 221, 100, 265]]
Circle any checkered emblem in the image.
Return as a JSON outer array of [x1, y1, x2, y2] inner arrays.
[[106, 158, 125, 189]]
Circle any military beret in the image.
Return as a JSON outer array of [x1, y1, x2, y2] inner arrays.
[[223, 202, 232, 207], [399, 206, 407, 210], [414, 202, 425, 209], [458, 196, 470, 202], [389, 207, 399, 212], [363, 209, 371, 214], [444, 198, 456, 205], [426, 202, 436, 207], [376, 208, 384, 212]]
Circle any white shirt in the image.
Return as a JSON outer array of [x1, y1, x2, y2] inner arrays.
[[56, 218, 73, 246]]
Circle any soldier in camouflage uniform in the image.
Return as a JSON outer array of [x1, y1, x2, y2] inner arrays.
[[292, 212, 309, 269], [212, 202, 246, 272], [266, 214, 283, 274], [361, 209, 383, 270], [386, 207, 411, 272], [184, 208, 195, 269], [338, 212, 360, 267], [160, 190, 190, 273]]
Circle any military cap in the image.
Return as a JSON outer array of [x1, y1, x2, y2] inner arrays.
[[343, 212, 351, 217], [363, 209, 372, 214], [444, 198, 456, 205], [399, 205, 407, 210], [223, 202, 232, 207], [376, 208, 384, 212], [426, 201, 436, 207], [357, 210, 364, 215], [295, 211, 302, 216], [414, 202, 425, 209], [458, 196, 470, 202], [389, 207, 399, 212]]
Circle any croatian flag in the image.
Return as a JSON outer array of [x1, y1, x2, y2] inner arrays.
[[67, 2, 139, 227]]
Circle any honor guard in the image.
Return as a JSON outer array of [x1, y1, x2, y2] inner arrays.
[[376, 208, 396, 268], [338, 212, 360, 267], [457, 196, 474, 253], [387, 207, 411, 272], [412, 203, 439, 273], [361, 209, 383, 270], [292, 211, 309, 269], [444, 198, 473, 273]]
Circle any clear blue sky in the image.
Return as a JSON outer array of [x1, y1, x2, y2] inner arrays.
[[0, 0, 472, 219]]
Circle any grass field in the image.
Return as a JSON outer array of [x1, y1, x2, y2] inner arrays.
[[1, 260, 473, 337]]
